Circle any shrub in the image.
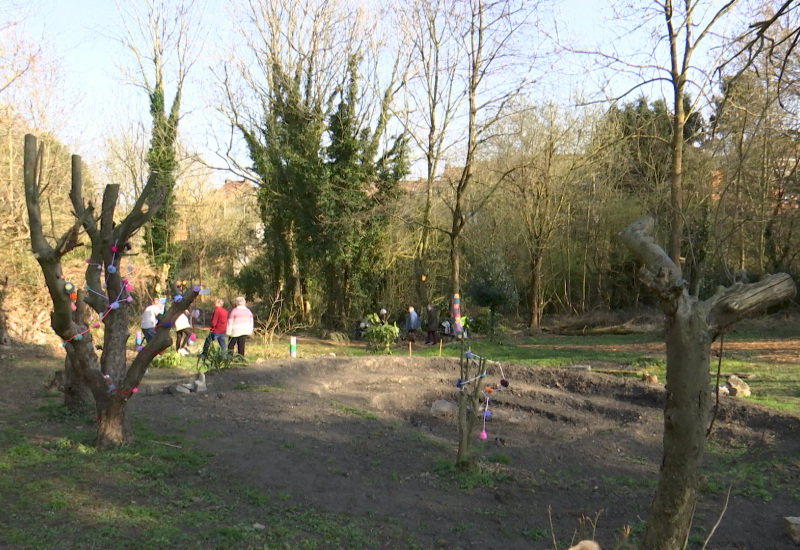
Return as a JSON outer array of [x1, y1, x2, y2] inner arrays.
[[197, 347, 247, 372], [150, 352, 182, 369], [363, 314, 399, 354]]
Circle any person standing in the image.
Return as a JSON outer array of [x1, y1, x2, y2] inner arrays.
[[226, 297, 254, 356], [425, 304, 439, 345], [174, 310, 192, 354], [140, 298, 163, 343], [201, 299, 229, 357], [405, 306, 420, 343]]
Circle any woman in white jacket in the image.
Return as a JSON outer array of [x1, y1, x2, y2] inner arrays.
[[226, 297, 254, 356]]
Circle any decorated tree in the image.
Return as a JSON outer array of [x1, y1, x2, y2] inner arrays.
[[24, 134, 199, 449]]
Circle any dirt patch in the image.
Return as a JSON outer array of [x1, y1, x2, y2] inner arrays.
[[129, 355, 800, 549]]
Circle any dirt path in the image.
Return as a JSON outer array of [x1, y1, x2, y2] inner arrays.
[[131, 356, 800, 549]]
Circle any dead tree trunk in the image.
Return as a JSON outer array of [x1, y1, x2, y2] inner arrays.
[[24, 134, 199, 448], [621, 216, 795, 550]]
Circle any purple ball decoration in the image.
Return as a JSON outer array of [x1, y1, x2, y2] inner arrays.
[[192, 285, 200, 292], [483, 410, 491, 419], [126, 296, 133, 302], [107, 265, 117, 274], [136, 345, 143, 352], [162, 321, 173, 328], [455, 378, 463, 389], [110, 302, 120, 310], [500, 379, 509, 387], [173, 295, 182, 302]]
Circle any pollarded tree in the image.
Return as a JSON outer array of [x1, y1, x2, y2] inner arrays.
[[24, 134, 199, 449], [621, 215, 795, 549]]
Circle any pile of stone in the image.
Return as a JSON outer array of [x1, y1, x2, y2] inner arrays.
[[166, 372, 207, 395]]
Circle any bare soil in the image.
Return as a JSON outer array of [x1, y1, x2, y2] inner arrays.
[[127, 347, 800, 549]]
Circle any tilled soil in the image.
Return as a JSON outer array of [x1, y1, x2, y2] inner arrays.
[[131, 355, 800, 549]]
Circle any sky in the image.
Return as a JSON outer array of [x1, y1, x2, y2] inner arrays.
[[24, 0, 755, 184]]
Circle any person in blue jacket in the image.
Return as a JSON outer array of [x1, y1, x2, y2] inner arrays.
[[405, 306, 420, 343]]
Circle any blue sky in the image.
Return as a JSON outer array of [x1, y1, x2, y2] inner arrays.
[[29, 0, 749, 182]]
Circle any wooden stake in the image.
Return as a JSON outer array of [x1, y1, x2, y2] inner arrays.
[[438, 339, 442, 357], [408, 341, 412, 356]]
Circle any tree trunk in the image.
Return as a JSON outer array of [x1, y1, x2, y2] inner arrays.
[[456, 390, 477, 466], [622, 216, 796, 549], [641, 295, 710, 549], [450, 233, 461, 297], [63, 354, 93, 414], [0, 276, 10, 345], [528, 253, 542, 331], [95, 393, 132, 449]]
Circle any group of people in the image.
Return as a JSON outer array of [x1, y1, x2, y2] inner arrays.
[[404, 304, 440, 345], [139, 296, 255, 357]]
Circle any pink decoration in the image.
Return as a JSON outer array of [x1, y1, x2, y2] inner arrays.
[[479, 430, 487, 440], [92, 323, 100, 328], [70, 303, 77, 311], [131, 387, 138, 394], [111, 245, 118, 252], [125, 284, 133, 292]]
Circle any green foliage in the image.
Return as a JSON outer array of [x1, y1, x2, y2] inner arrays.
[[465, 254, 518, 338], [143, 81, 182, 267], [363, 313, 399, 354], [198, 347, 247, 372], [150, 351, 182, 369], [239, 52, 407, 330]]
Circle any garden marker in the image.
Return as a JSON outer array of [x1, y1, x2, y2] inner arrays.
[[290, 336, 297, 358]]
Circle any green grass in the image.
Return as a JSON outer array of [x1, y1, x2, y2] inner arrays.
[[330, 401, 379, 420], [0, 408, 418, 550], [431, 458, 513, 490]]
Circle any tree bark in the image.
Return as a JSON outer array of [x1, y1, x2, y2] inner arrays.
[[528, 253, 542, 332], [0, 276, 10, 345], [25, 133, 200, 448], [621, 216, 795, 550]]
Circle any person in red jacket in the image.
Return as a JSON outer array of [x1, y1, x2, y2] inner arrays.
[[200, 299, 228, 357]]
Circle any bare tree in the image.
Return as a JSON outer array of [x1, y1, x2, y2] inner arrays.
[[442, 0, 535, 299], [621, 215, 795, 549], [413, 0, 541, 467], [24, 134, 200, 449], [396, 0, 464, 305]]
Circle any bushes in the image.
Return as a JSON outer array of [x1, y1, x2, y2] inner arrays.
[[362, 313, 399, 354]]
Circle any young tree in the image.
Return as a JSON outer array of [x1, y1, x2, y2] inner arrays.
[[621, 215, 795, 549], [397, 0, 464, 305], [497, 103, 585, 330], [24, 134, 199, 449]]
